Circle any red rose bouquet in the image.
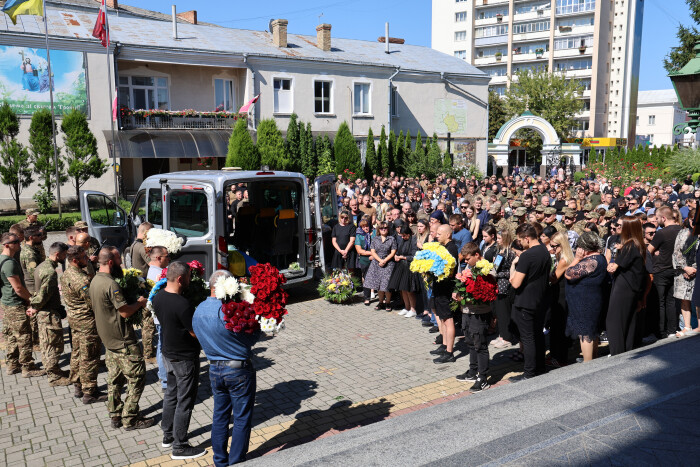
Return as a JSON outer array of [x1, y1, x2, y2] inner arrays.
[[452, 259, 498, 311], [156, 260, 209, 309]]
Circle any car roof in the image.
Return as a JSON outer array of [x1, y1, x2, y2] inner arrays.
[[141, 170, 308, 187]]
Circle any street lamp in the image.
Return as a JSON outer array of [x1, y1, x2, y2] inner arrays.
[[670, 43, 700, 136]]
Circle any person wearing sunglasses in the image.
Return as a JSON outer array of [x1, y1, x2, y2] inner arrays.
[[625, 197, 644, 216]]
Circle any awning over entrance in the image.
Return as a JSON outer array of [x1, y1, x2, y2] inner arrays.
[[103, 130, 232, 158]]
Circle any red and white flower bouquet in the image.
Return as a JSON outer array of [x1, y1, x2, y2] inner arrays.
[[452, 259, 498, 312]]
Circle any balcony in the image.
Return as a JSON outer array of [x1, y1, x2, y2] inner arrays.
[[512, 30, 550, 42], [475, 0, 509, 8], [475, 35, 509, 47], [119, 109, 242, 130]]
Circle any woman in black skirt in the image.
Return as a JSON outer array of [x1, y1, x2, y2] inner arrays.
[[331, 210, 357, 270], [390, 225, 421, 318]]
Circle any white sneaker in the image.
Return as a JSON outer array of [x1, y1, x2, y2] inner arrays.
[[370, 291, 377, 299], [405, 310, 417, 318], [397, 309, 408, 316]]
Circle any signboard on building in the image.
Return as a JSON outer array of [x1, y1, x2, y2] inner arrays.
[[0, 45, 88, 116], [565, 137, 627, 148], [434, 98, 467, 135], [452, 139, 477, 167]]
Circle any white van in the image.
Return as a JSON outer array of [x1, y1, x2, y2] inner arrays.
[[79, 170, 338, 284]]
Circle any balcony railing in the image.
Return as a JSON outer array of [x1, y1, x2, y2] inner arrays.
[[119, 109, 243, 130]]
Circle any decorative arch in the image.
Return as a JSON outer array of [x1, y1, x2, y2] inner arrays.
[[488, 111, 581, 175]]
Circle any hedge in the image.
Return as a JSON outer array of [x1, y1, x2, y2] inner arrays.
[[0, 199, 132, 233]]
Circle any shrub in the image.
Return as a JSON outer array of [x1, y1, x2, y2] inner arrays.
[[667, 148, 700, 180], [574, 171, 586, 183], [692, 173, 700, 183]]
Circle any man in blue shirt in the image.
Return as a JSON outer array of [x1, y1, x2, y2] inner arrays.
[[449, 214, 472, 253], [192, 271, 259, 467], [624, 197, 645, 216]]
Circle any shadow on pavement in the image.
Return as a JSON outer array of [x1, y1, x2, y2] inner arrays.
[[253, 379, 319, 425]]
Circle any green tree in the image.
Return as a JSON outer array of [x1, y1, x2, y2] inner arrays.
[[61, 109, 107, 202], [315, 134, 334, 177], [0, 141, 33, 214], [396, 130, 405, 176], [443, 146, 453, 173], [488, 91, 508, 141], [300, 121, 314, 179], [285, 113, 301, 172], [388, 129, 397, 174], [664, 0, 700, 72], [378, 126, 389, 175], [405, 131, 425, 178], [256, 119, 288, 170], [333, 122, 362, 176], [425, 134, 443, 179], [225, 118, 259, 170], [29, 109, 66, 213], [0, 101, 20, 142], [364, 127, 378, 179]]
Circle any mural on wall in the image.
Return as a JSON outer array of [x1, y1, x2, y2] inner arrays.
[[0, 45, 88, 115], [453, 139, 476, 167], [434, 98, 467, 135]]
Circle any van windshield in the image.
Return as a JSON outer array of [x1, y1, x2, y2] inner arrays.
[[226, 179, 303, 272]]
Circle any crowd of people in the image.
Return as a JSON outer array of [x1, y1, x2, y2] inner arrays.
[[328, 170, 700, 389], [1, 213, 254, 465]]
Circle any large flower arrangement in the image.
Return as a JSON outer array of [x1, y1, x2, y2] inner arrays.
[[218, 263, 288, 335], [452, 259, 498, 311], [144, 228, 183, 255], [410, 242, 457, 283], [148, 260, 209, 311], [317, 269, 360, 304], [116, 268, 154, 326]]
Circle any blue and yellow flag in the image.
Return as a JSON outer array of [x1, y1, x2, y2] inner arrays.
[[2, 0, 44, 25]]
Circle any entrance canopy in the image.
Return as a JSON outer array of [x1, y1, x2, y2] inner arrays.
[[104, 130, 231, 159]]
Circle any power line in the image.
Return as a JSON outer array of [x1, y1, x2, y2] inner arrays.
[[211, 0, 359, 24]]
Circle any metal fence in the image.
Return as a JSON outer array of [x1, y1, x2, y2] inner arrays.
[[121, 115, 238, 130]]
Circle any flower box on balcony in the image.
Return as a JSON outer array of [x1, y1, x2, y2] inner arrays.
[[496, 13, 503, 22], [579, 46, 587, 54], [535, 48, 544, 58], [559, 25, 572, 32], [495, 52, 503, 61]]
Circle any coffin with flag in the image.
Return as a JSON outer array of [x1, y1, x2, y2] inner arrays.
[[2, 0, 44, 25]]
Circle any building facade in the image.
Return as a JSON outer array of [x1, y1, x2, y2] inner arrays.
[[635, 89, 695, 148], [432, 0, 644, 144], [0, 0, 489, 210]]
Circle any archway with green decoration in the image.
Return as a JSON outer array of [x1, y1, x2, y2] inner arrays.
[[488, 110, 581, 176]]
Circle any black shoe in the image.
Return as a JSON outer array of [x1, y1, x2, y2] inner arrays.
[[509, 374, 533, 383], [470, 376, 490, 392], [124, 417, 156, 431], [433, 352, 455, 364], [599, 331, 608, 342], [111, 417, 122, 429], [433, 334, 443, 345], [83, 392, 108, 404], [162, 437, 174, 448], [430, 345, 446, 355], [456, 371, 478, 382], [74, 385, 83, 399], [429, 325, 439, 333], [171, 445, 206, 460], [422, 321, 433, 327]]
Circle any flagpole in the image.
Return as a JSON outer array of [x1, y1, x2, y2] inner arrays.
[[103, 0, 119, 202], [42, 0, 62, 217]]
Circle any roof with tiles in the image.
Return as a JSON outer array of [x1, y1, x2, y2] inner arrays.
[[0, 1, 487, 77]]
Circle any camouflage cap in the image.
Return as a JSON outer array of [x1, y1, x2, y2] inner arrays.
[[506, 192, 514, 199], [604, 210, 616, 218], [535, 206, 545, 213], [583, 203, 593, 211], [514, 207, 528, 217], [544, 207, 557, 215], [25, 208, 39, 216], [585, 211, 601, 220], [511, 200, 523, 208], [488, 204, 502, 215], [74, 220, 89, 229], [562, 208, 577, 217]]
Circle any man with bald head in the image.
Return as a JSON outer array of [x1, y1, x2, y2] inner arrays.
[[431, 224, 460, 364], [75, 232, 97, 277]]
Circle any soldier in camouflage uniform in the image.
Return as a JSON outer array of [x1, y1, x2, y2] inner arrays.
[[18, 209, 46, 260], [586, 211, 606, 237], [562, 208, 582, 247], [75, 232, 97, 278], [487, 204, 510, 235], [1, 233, 45, 378], [509, 207, 528, 233], [61, 246, 107, 403], [19, 227, 43, 348], [31, 242, 71, 386], [90, 247, 154, 430], [74, 221, 101, 258], [542, 207, 566, 233]]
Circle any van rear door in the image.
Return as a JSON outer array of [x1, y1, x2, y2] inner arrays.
[[79, 190, 129, 250], [313, 174, 337, 273], [163, 181, 216, 279]]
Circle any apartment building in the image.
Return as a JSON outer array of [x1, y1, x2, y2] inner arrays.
[[0, 0, 489, 209], [635, 89, 694, 148], [432, 0, 644, 144]]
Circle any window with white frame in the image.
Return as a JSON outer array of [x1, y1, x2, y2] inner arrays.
[[512, 20, 550, 34], [557, 16, 595, 28], [648, 115, 655, 125], [455, 31, 467, 41], [314, 80, 332, 113], [273, 78, 293, 113], [478, 7, 508, 19], [456, 11, 467, 22], [554, 35, 594, 50], [454, 50, 467, 59], [475, 24, 509, 38], [214, 79, 235, 112], [554, 57, 593, 71], [118, 76, 169, 110], [649, 134, 654, 143], [489, 85, 506, 96], [515, 2, 550, 14], [556, 0, 595, 15], [353, 82, 371, 115]]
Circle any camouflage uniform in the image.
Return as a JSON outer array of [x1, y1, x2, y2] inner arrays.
[[3, 304, 35, 371], [90, 272, 145, 427], [544, 221, 567, 234], [30, 258, 65, 382], [572, 220, 586, 236], [489, 217, 511, 236], [61, 264, 100, 393], [18, 220, 46, 260], [19, 243, 42, 346]]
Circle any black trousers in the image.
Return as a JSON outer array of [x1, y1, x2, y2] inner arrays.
[[360, 262, 371, 300], [495, 295, 515, 343], [162, 356, 201, 449], [654, 269, 678, 335], [513, 306, 546, 378], [606, 283, 640, 356], [462, 312, 491, 376], [548, 299, 570, 365]]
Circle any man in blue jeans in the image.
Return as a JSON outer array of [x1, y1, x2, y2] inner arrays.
[[192, 270, 259, 466]]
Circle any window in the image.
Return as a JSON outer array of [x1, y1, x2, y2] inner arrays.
[[455, 31, 467, 41], [572, 120, 590, 131], [214, 79, 235, 112], [314, 80, 332, 113], [516, 42, 549, 54], [575, 78, 592, 90], [484, 66, 508, 76], [118, 76, 169, 111], [554, 57, 593, 71], [148, 188, 163, 225], [554, 35, 594, 50], [273, 78, 293, 113], [169, 190, 209, 237], [390, 85, 398, 117], [556, 0, 596, 14], [557, 17, 595, 29], [353, 82, 371, 115], [454, 50, 467, 60], [475, 24, 509, 38], [648, 115, 656, 125], [86, 194, 126, 227], [132, 190, 147, 223], [456, 11, 467, 21], [489, 85, 506, 96], [479, 7, 508, 19], [476, 47, 507, 57], [636, 115, 639, 125], [649, 134, 654, 143], [515, 2, 550, 14], [512, 20, 550, 34]]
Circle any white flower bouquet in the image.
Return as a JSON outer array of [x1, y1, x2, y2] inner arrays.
[[144, 228, 183, 255]]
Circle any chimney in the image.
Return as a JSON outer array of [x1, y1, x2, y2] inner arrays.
[[172, 5, 178, 40], [316, 23, 331, 52], [177, 10, 197, 25], [271, 19, 288, 47], [105, 0, 118, 8]]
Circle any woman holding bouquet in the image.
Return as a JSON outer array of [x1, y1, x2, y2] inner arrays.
[[364, 222, 397, 311], [491, 229, 517, 349], [331, 211, 357, 270], [390, 225, 420, 318]]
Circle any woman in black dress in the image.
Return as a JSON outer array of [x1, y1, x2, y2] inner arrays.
[[389, 225, 421, 318], [606, 216, 647, 355], [331, 210, 357, 270]]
